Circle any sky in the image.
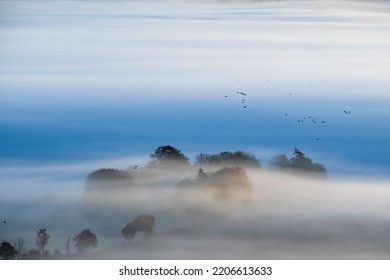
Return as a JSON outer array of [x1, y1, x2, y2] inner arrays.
[[0, 0, 389, 177], [1, 0, 390, 259]]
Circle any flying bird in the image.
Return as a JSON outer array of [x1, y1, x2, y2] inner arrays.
[[344, 110, 351, 115]]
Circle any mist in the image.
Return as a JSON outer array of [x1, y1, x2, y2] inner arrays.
[[2, 158, 390, 259]]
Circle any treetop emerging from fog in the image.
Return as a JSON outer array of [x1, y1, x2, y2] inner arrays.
[[195, 151, 261, 168], [271, 148, 327, 178], [148, 145, 190, 168]]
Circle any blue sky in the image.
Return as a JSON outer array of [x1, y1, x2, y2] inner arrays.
[[1, 0, 390, 178]]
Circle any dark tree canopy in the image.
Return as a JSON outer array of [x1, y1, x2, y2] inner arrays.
[[271, 148, 327, 177], [35, 228, 50, 256], [0, 241, 18, 260], [121, 222, 137, 241], [133, 215, 156, 238], [149, 145, 190, 168], [74, 229, 98, 253], [194, 151, 260, 168], [87, 168, 131, 181]]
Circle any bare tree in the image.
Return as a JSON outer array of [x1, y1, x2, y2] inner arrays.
[[64, 236, 71, 255], [13, 237, 25, 260], [35, 228, 50, 256]]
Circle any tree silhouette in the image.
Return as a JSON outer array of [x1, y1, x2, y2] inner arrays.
[[35, 228, 50, 256], [271, 148, 327, 177], [133, 215, 156, 238], [194, 151, 260, 168], [149, 145, 190, 168], [64, 236, 71, 255], [87, 168, 131, 181], [270, 154, 290, 168], [121, 222, 137, 242], [74, 229, 98, 254], [0, 241, 18, 260]]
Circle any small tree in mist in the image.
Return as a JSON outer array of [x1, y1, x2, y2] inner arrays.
[[0, 241, 18, 260], [74, 229, 98, 254], [133, 215, 156, 238], [148, 145, 190, 168], [35, 228, 50, 256], [13, 237, 25, 260], [64, 236, 71, 255], [121, 222, 137, 242], [271, 148, 327, 177]]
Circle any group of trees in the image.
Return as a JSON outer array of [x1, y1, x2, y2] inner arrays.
[[85, 145, 327, 182], [147, 145, 325, 177], [194, 151, 261, 168], [83, 145, 326, 216], [1, 214, 156, 260], [271, 148, 327, 178], [1, 228, 98, 260]]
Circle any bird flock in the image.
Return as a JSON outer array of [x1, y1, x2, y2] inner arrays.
[[223, 82, 352, 142]]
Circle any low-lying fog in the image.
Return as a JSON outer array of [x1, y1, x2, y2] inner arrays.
[[1, 0, 390, 260], [1, 159, 390, 259]]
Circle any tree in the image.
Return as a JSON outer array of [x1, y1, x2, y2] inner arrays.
[[121, 222, 137, 242], [0, 241, 18, 260], [271, 148, 327, 177], [13, 237, 25, 260], [270, 154, 290, 169], [35, 228, 50, 256], [149, 145, 190, 168], [194, 151, 261, 168], [87, 168, 131, 181], [133, 215, 156, 238], [74, 229, 98, 254], [64, 236, 71, 255]]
